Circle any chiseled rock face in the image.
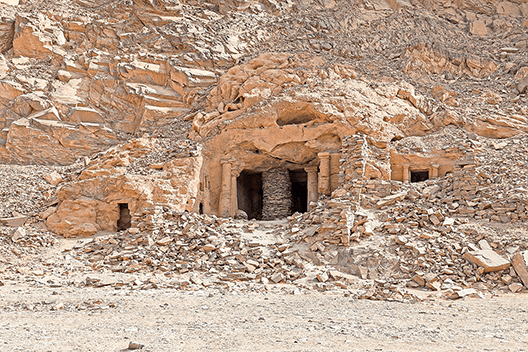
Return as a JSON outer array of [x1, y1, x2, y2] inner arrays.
[[46, 197, 115, 237], [0, 18, 14, 53], [195, 53, 448, 215], [189, 49, 528, 216], [12, 15, 56, 59], [0, 0, 526, 168], [0, 80, 24, 107]]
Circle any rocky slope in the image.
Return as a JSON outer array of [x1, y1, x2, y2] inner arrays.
[[1, 0, 528, 300]]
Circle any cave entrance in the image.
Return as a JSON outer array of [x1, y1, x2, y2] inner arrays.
[[289, 170, 308, 214], [237, 171, 263, 220], [117, 203, 131, 231], [410, 170, 429, 183], [238, 169, 308, 220]]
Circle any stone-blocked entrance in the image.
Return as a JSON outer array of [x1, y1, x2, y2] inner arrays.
[[262, 168, 292, 220]]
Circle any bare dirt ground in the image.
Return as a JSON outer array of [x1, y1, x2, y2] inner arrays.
[[1, 283, 527, 352]]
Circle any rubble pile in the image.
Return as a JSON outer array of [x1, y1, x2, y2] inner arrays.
[[70, 207, 307, 285], [63, 206, 413, 299], [60, 195, 528, 300], [0, 225, 57, 269], [289, 188, 528, 298], [472, 135, 528, 222], [0, 163, 82, 218]]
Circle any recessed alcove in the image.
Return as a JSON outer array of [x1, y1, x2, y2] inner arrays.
[[410, 170, 429, 183], [237, 171, 263, 220], [117, 203, 131, 231]]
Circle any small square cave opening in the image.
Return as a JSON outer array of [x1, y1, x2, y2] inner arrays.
[[410, 170, 429, 183], [117, 203, 131, 231]]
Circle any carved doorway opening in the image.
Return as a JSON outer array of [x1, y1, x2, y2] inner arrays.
[[237, 171, 263, 220], [289, 170, 308, 214], [410, 170, 429, 183]]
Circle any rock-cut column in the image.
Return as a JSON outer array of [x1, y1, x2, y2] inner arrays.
[[403, 164, 410, 183], [318, 152, 331, 196], [230, 168, 240, 217], [305, 166, 319, 211], [431, 163, 440, 178], [219, 160, 231, 217]]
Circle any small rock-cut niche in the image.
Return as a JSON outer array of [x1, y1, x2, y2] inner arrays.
[[117, 203, 131, 231], [411, 170, 429, 183], [276, 114, 314, 126]]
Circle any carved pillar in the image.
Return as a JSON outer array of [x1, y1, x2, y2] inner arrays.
[[230, 168, 240, 217], [318, 152, 331, 196], [403, 164, 410, 183], [431, 163, 440, 178], [219, 160, 231, 217], [305, 166, 319, 211]]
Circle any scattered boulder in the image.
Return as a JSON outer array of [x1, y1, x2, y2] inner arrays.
[[43, 171, 63, 186]]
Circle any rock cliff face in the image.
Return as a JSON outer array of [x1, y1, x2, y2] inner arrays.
[[0, 0, 527, 232], [2, 0, 528, 299], [44, 137, 203, 237]]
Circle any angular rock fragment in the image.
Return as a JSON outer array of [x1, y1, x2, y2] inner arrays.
[[0, 216, 27, 227], [10, 227, 26, 242], [270, 272, 284, 283], [463, 250, 510, 273], [43, 171, 63, 186], [511, 251, 528, 287]]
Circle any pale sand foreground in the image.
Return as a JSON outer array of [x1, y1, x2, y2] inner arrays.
[[1, 286, 527, 352]]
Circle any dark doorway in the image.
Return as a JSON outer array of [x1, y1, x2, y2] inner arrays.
[[117, 203, 131, 231], [411, 170, 429, 183], [237, 171, 263, 220], [199, 203, 204, 214], [289, 170, 308, 214]]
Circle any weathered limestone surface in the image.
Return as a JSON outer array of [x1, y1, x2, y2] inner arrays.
[[463, 250, 511, 273], [512, 251, 528, 288], [0, 0, 525, 168], [4, 118, 119, 165]]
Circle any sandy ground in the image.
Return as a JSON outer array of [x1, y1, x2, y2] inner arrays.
[[1, 284, 527, 352]]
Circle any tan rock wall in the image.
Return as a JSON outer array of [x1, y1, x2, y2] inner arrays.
[[46, 138, 203, 237], [195, 53, 479, 217]]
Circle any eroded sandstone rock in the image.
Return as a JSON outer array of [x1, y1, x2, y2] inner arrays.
[[45, 138, 202, 236]]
